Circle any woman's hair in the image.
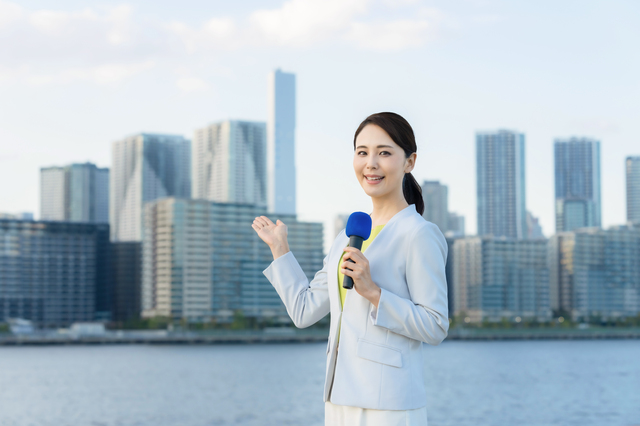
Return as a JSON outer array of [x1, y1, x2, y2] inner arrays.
[[353, 112, 424, 216]]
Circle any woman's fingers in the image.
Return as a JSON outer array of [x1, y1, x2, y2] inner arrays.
[[254, 217, 270, 227], [261, 216, 276, 226]]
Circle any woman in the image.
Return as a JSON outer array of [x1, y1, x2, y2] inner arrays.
[[252, 112, 449, 425]]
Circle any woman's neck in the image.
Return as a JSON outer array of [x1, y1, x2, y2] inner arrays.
[[369, 196, 409, 227]]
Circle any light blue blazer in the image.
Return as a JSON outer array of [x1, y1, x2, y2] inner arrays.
[[262, 203, 449, 410]]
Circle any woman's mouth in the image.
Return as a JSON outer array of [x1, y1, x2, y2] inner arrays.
[[365, 176, 385, 184]]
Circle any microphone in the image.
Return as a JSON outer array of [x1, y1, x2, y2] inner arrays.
[[342, 212, 372, 290]]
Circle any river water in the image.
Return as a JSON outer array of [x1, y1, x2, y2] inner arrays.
[[1, 340, 638, 426]]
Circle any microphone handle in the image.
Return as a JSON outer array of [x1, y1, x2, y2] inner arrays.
[[342, 236, 364, 290]]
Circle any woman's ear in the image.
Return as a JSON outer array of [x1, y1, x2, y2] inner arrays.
[[405, 152, 417, 173]]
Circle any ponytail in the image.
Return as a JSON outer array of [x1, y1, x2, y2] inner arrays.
[[403, 172, 424, 216]]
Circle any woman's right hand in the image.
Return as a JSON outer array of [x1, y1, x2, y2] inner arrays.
[[252, 216, 289, 250]]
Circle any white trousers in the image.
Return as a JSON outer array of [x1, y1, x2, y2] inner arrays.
[[325, 400, 428, 425]]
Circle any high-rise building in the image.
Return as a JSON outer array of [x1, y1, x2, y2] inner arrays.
[[452, 236, 550, 322], [627, 156, 640, 225], [526, 211, 545, 239], [110, 133, 191, 242], [40, 163, 109, 223], [0, 219, 110, 327], [476, 130, 527, 239], [267, 69, 297, 215], [446, 213, 465, 237], [421, 180, 449, 234], [554, 137, 601, 232], [192, 120, 267, 206], [142, 198, 323, 323]]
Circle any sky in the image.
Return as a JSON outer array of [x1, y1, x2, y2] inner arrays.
[[1, 0, 639, 253]]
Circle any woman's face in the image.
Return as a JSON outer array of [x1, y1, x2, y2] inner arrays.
[[353, 124, 415, 199]]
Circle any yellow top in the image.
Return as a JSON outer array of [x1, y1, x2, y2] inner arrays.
[[337, 224, 385, 343], [338, 224, 385, 309]]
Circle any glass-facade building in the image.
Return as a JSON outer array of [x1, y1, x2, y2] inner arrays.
[[476, 130, 527, 239], [111, 242, 142, 323], [40, 163, 109, 223], [566, 226, 640, 320], [267, 69, 297, 216], [452, 236, 550, 322], [192, 120, 267, 206], [545, 224, 640, 320], [110, 133, 191, 242], [554, 137, 601, 232], [627, 156, 640, 224], [142, 198, 323, 323], [0, 219, 110, 328]]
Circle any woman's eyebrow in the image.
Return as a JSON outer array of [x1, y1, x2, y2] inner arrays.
[[355, 145, 394, 149]]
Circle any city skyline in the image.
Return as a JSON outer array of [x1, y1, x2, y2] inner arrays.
[[1, 1, 639, 254]]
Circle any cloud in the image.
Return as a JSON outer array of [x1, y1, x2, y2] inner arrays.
[[347, 19, 431, 50], [167, 0, 445, 51], [0, 0, 449, 87], [248, 0, 368, 46], [0, 0, 22, 28], [1, 61, 155, 86], [176, 76, 209, 93]]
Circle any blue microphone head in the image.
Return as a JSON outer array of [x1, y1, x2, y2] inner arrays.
[[345, 212, 372, 240]]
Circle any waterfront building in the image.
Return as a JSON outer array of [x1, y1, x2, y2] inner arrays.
[[40, 163, 109, 223], [476, 130, 527, 239], [267, 69, 297, 215], [141, 198, 323, 323], [111, 242, 142, 323], [0, 219, 110, 327], [452, 236, 550, 322], [556, 226, 640, 320], [554, 137, 601, 232], [110, 133, 191, 242], [548, 232, 575, 315], [627, 156, 640, 224], [192, 120, 267, 206]]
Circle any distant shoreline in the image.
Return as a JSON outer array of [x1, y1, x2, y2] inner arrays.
[[1, 326, 640, 346]]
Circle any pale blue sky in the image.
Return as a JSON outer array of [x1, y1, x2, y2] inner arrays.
[[1, 0, 639, 252]]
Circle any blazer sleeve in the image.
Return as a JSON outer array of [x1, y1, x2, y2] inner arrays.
[[262, 250, 331, 329], [369, 222, 450, 345]]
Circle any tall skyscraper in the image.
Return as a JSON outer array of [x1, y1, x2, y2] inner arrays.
[[192, 120, 267, 206], [421, 180, 449, 234], [40, 163, 109, 223], [110, 133, 191, 242], [554, 137, 601, 232], [476, 130, 526, 239], [267, 68, 296, 215], [627, 156, 640, 224]]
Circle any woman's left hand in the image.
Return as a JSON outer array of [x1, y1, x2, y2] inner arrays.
[[341, 247, 381, 307]]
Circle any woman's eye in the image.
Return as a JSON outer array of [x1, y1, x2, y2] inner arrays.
[[357, 151, 390, 155]]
